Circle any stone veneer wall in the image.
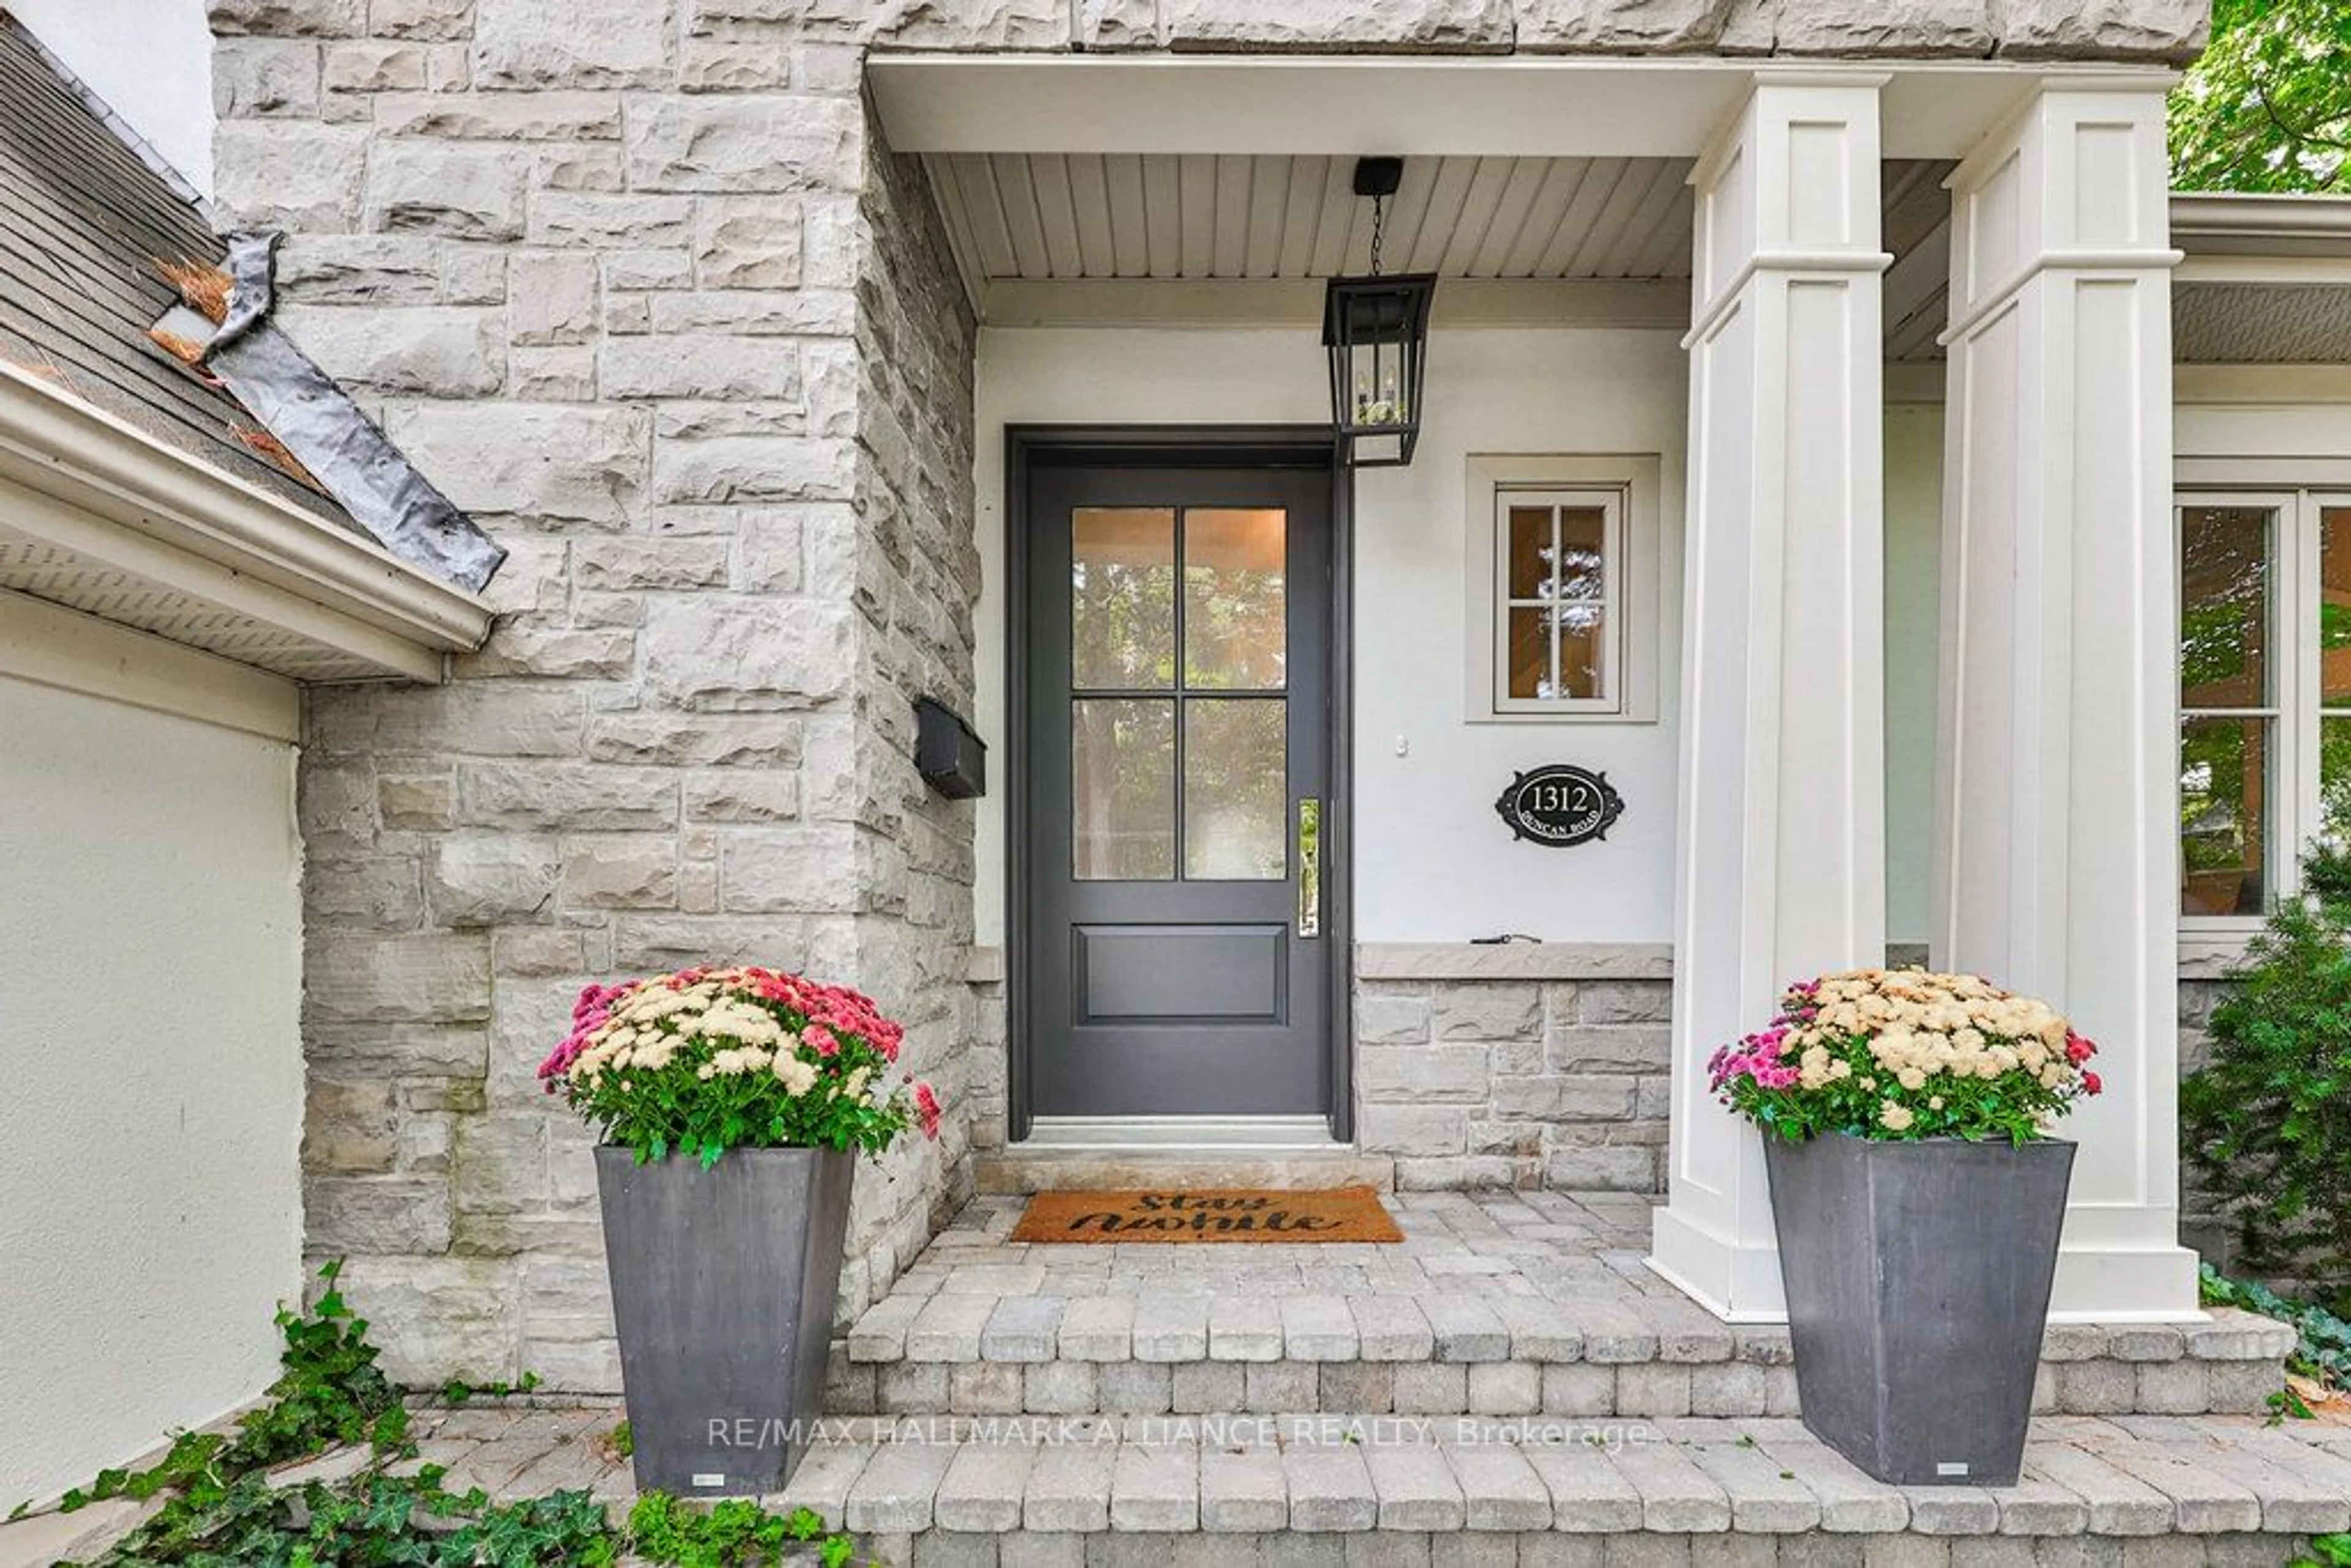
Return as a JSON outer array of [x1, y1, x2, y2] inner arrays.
[[214, 0, 978, 1389], [1353, 946, 1673, 1194]]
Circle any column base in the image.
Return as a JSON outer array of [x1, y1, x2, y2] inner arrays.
[[1652, 1203, 2206, 1323], [1646, 1202, 1788, 1323]]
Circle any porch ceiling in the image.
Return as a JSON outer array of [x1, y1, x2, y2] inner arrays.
[[931, 152, 1958, 333]]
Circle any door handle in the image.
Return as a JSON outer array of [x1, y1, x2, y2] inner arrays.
[[1297, 797, 1321, 939]]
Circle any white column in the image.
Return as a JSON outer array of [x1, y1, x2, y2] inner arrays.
[[1649, 76, 1890, 1319], [1934, 84, 2199, 1320]]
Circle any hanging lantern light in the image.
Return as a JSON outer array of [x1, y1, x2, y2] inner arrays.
[[1324, 156, 1437, 469]]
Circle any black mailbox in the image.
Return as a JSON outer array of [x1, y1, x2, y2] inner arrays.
[[915, 696, 986, 800]]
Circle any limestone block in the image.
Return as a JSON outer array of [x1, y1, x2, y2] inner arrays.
[[1159, 0, 1511, 51], [1542, 1141, 1657, 1191], [1516, 0, 1745, 51], [457, 762, 679, 831], [651, 431, 857, 504], [560, 835, 680, 909], [531, 192, 697, 249], [1358, 1104, 1468, 1157], [623, 95, 863, 194], [876, 0, 1072, 50], [383, 403, 649, 523], [306, 1176, 454, 1253], [454, 624, 634, 680], [601, 334, 803, 400], [428, 832, 561, 925], [364, 141, 527, 239], [585, 713, 805, 768], [329, 1255, 518, 1386], [276, 304, 503, 396], [719, 825, 867, 913], [506, 252, 598, 346], [212, 122, 368, 230], [304, 1078, 400, 1174], [209, 0, 366, 36], [640, 595, 852, 710], [696, 198, 804, 289], [1576, 980, 1673, 1024], [472, 0, 673, 86], [576, 538, 732, 590], [1993, 0, 2210, 61], [276, 234, 441, 305], [1077, 0, 1158, 48], [1491, 1073, 1638, 1121], [678, 34, 793, 93], [1433, 983, 1542, 1040], [370, 0, 476, 39], [684, 771, 803, 822], [363, 684, 585, 758], [373, 91, 621, 140], [1771, 0, 1993, 55], [306, 855, 426, 928], [214, 37, 322, 118], [305, 931, 492, 1023], [324, 40, 429, 92], [1357, 1044, 1491, 1104]]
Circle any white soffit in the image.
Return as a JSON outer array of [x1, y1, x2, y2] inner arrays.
[[0, 364, 493, 684]]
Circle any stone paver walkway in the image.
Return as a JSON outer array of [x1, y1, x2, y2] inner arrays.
[[828, 1193, 2296, 1422]]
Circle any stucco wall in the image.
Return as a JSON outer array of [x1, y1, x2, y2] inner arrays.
[[0, 666, 302, 1507], [9, 0, 215, 193]]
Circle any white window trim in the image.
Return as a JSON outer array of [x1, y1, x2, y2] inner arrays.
[[2175, 485, 2351, 933], [1464, 454, 1661, 725]]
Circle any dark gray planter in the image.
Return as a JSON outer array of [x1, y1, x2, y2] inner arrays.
[[1763, 1132, 2074, 1487], [594, 1144, 855, 1496]]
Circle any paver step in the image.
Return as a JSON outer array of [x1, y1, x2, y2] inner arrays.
[[827, 1297, 2297, 1420], [762, 1411, 2351, 1564], [10, 1409, 2344, 1568]]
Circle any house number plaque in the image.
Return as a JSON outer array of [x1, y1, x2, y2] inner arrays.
[[1494, 765, 1624, 848]]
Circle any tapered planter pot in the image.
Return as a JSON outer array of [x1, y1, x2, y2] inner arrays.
[[595, 1145, 854, 1496], [1763, 1133, 2074, 1486]]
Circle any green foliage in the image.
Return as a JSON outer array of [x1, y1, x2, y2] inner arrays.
[[42, 1259, 868, 1568], [608, 1420, 634, 1458], [438, 1371, 542, 1406], [2172, 0, 2351, 193], [2200, 1265, 2351, 1387], [625, 1493, 856, 1568], [2295, 1534, 2351, 1568], [2181, 841, 2351, 1313]]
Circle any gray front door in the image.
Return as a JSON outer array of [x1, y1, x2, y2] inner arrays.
[[1024, 454, 1333, 1118]]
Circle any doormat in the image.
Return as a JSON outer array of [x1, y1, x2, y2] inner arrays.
[[1008, 1186, 1403, 1244]]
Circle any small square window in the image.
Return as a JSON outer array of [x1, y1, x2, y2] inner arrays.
[[1465, 457, 1660, 724]]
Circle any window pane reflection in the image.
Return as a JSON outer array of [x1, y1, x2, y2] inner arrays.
[[1073, 508, 1176, 691], [2180, 716, 2270, 918], [1183, 699, 1287, 880], [2181, 506, 2273, 710], [1183, 508, 1287, 691], [1073, 698, 1174, 880]]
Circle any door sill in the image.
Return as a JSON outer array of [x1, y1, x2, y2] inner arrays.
[[1022, 1115, 1346, 1152]]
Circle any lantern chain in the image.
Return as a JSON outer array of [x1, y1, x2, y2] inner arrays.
[[1369, 193, 1387, 278]]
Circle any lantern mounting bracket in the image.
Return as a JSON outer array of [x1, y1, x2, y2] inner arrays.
[[1352, 157, 1404, 200]]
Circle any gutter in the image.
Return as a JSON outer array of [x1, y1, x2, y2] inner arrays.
[[0, 362, 494, 668], [2171, 191, 2351, 249]]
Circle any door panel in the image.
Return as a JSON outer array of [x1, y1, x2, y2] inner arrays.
[[1027, 458, 1332, 1119]]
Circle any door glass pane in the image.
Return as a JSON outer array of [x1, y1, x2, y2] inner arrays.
[[1073, 699, 1174, 880], [2180, 506, 2273, 708], [1182, 508, 1288, 691], [2180, 716, 2269, 918], [1073, 508, 1176, 690], [2322, 508, 2351, 704], [1183, 699, 1287, 880], [1505, 505, 1553, 599]]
